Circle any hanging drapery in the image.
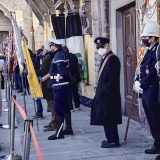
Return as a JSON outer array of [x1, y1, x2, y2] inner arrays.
[[51, 12, 87, 80]]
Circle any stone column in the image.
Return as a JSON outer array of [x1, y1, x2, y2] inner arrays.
[[92, 0, 110, 81]]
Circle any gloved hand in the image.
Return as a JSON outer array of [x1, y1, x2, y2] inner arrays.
[[133, 81, 143, 94], [155, 61, 160, 73]]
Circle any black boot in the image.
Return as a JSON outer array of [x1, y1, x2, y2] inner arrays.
[[145, 146, 160, 154], [156, 155, 160, 160], [48, 116, 64, 140], [63, 113, 73, 135]]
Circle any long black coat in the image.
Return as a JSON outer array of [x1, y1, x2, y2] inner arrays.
[[37, 51, 55, 100], [90, 51, 122, 126], [67, 53, 81, 83]]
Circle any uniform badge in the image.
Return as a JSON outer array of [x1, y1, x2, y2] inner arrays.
[[54, 73, 63, 82], [146, 66, 149, 74], [97, 40, 100, 44]]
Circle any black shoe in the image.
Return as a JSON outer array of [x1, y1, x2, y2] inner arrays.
[[145, 146, 160, 154], [155, 155, 160, 160], [48, 133, 64, 140], [101, 140, 108, 145], [44, 123, 51, 128], [74, 107, 81, 111], [48, 116, 64, 140], [32, 115, 44, 120], [101, 142, 120, 148]]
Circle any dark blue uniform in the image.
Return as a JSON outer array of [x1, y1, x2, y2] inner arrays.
[[49, 49, 70, 118], [136, 43, 160, 148]]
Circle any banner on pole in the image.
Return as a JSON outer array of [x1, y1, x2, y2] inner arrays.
[[22, 39, 43, 98], [11, 18, 24, 74], [51, 13, 88, 80]]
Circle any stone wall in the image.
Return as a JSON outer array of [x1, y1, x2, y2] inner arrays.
[[0, 11, 12, 32], [0, 0, 44, 50], [92, 0, 109, 82]]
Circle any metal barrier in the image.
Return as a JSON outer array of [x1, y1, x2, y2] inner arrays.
[[1, 77, 11, 129], [10, 95, 16, 158], [23, 120, 32, 160], [12, 98, 43, 160], [0, 72, 43, 160], [0, 95, 43, 160]]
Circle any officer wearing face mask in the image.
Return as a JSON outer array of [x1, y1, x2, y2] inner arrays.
[[90, 37, 122, 148], [133, 21, 160, 157], [47, 39, 72, 140]]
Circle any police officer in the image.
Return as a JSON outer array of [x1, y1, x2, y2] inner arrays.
[[133, 21, 160, 156], [154, 30, 160, 160], [48, 39, 71, 140], [90, 37, 122, 148]]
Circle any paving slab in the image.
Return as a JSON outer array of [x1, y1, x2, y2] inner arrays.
[[0, 90, 158, 160]]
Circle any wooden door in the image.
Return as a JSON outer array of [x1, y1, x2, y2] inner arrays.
[[122, 5, 139, 121]]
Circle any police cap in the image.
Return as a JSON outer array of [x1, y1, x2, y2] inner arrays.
[[49, 39, 64, 46], [94, 37, 110, 46]]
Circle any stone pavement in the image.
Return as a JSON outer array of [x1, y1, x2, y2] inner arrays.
[[0, 90, 158, 160], [0, 91, 22, 158]]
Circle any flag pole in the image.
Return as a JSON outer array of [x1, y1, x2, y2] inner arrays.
[[64, 0, 67, 45], [11, 13, 28, 114], [124, 46, 145, 144]]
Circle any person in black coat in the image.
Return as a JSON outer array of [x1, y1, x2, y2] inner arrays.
[[62, 46, 81, 111], [90, 37, 122, 148], [37, 49, 57, 131]]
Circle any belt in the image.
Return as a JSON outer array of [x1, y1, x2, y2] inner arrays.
[[52, 82, 69, 87]]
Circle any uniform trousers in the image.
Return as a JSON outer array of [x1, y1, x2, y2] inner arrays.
[[142, 100, 160, 148], [53, 86, 70, 118], [103, 125, 119, 143]]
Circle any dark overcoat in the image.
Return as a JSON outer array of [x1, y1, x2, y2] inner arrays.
[[37, 51, 55, 100], [90, 51, 122, 126]]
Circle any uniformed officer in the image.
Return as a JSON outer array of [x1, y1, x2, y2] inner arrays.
[[90, 37, 122, 148], [154, 30, 160, 160], [47, 39, 71, 140], [133, 21, 160, 156]]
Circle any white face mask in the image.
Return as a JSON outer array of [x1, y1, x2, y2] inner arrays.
[[98, 48, 106, 56]]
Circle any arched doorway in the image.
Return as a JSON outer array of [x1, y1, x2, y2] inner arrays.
[[0, 10, 12, 54]]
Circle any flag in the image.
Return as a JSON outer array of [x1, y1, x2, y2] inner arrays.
[[22, 39, 43, 98], [51, 13, 86, 80], [83, 49, 88, 81], [7, 38, 12, 74], [11, 18, 24, 74]]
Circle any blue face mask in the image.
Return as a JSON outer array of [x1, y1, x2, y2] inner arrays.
[[142, 38, 151, 47]]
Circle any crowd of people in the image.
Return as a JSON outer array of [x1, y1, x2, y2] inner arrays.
[[0, 20, 160, 160]]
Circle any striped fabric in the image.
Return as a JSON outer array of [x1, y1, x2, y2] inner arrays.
[[51, 12, 87, 80], [11, 18, 24, 74]]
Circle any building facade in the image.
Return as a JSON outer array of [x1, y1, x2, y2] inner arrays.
[[0, 0, 159, 122], [109, 0, 159, 122]]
